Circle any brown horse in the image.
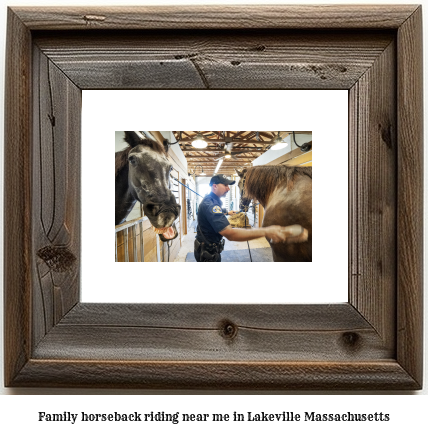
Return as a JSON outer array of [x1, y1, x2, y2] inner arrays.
[[236, 165, 312, 262]]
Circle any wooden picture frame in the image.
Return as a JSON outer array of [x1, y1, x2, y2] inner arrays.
[[4, 5, 423, 389]]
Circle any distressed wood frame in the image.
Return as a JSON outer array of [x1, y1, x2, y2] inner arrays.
[[4, 5, 423, 389]]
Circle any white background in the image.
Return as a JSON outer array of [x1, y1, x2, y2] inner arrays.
[[0, 0, 427, 429], [82, 90, 348, 304]]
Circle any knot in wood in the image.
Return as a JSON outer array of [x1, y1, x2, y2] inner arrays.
[[219, 320, 238, 340], [83, 15, 106, 23], [37, 245, 76, 272], [378, 122, 393, 149], [341, 332, 361, 350]]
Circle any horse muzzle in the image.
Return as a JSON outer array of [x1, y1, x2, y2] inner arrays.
[[143, 202, 180, 241], [157, 221, 179, 242]]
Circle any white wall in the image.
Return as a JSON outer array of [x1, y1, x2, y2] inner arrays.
[[251, 133, 312, 166], [195, 176, 212, 205], [160, 131, 188, 171], [115, 130, 127, 152]]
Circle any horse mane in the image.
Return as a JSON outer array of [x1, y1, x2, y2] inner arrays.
[[115, 136, 167, 179], [115, 146, 132, 179], [245, 165, 312, 204]]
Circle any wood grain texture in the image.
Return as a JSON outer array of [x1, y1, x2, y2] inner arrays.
[[12, 5, 419, 30], [396, 6, 423, 387], [3, 6, 423, 390], [12, 361, 419, 390], [4, 9, 32, 387], [60, 303, 374, 329], [34, 31, 394, 90], [349, 39, 397, 352], [32, 304, 391, 363], [32, 47, 81, 349]]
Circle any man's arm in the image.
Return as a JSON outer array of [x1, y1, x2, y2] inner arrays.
[[219, 224, 308, 244]]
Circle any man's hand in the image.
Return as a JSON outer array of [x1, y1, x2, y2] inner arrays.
[[265, 224, 308, 244], [219, 223, 308, 243], [227, 211, 236, 215]]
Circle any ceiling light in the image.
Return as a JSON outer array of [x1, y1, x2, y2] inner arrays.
[[214, 158, 223, 173], [192, 133, 208, 148], [195, 165, 206, 176], [271, 134, 287, 150], [225, 153, 232, 159], [271, 141, 287, 150]]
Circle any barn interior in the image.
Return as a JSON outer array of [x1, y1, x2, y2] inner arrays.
[[115, 130, 312, 262]]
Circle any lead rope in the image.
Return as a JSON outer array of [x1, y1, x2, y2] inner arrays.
[[170, 175, 204, 198], [166, 175, 201, 261], [167, 240, 172, 262], [247, 239, 253, 262], [241, 179, 253, 262], [245, 208, 252, 262]]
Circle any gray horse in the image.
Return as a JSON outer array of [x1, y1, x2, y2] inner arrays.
[[115, 131, 180, 241]]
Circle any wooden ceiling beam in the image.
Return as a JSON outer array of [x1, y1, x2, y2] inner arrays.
[[188, 160, 250, 163], [187, 158, 258, 161], [258, 131, 273, 139], [179, 138, 268, 145], [182, 146, 266, 152], [187, 156, 255, 163], [188, 163, 252, 167], [177, 131, 193, 139], [234, 132, 258, 148], [178, 133, 310, 146]]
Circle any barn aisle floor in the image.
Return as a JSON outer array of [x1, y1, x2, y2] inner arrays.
[[174, 223, 271, 262]]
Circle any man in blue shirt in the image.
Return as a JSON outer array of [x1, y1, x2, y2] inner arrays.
[[194, 174, 307, 262]]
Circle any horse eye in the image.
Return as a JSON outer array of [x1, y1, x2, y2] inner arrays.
[[169, 165, 173, 172], [128, 155, 136, 164]]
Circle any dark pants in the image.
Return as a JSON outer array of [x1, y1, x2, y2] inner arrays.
[[194, 244, 222, 262]]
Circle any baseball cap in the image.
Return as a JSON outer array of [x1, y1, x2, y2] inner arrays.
[[209, 174, 236, 186]]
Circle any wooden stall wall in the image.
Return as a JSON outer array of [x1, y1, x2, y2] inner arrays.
[[181, 179, 188, 235], [116, 218, 157, 262], [187, 177, 197, 230]]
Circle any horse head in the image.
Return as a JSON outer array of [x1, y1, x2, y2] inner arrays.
[[116, 132, 181, 241], [235, 168, 252, 211]]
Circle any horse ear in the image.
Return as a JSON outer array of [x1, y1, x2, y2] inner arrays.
[[163, 139, 170, 154], [235, 168, 243, 177], [124, 131, 142, 148]]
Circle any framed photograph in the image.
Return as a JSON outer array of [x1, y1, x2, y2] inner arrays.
[[84, 94, 346, 305], [4, 5, 423, 389]]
